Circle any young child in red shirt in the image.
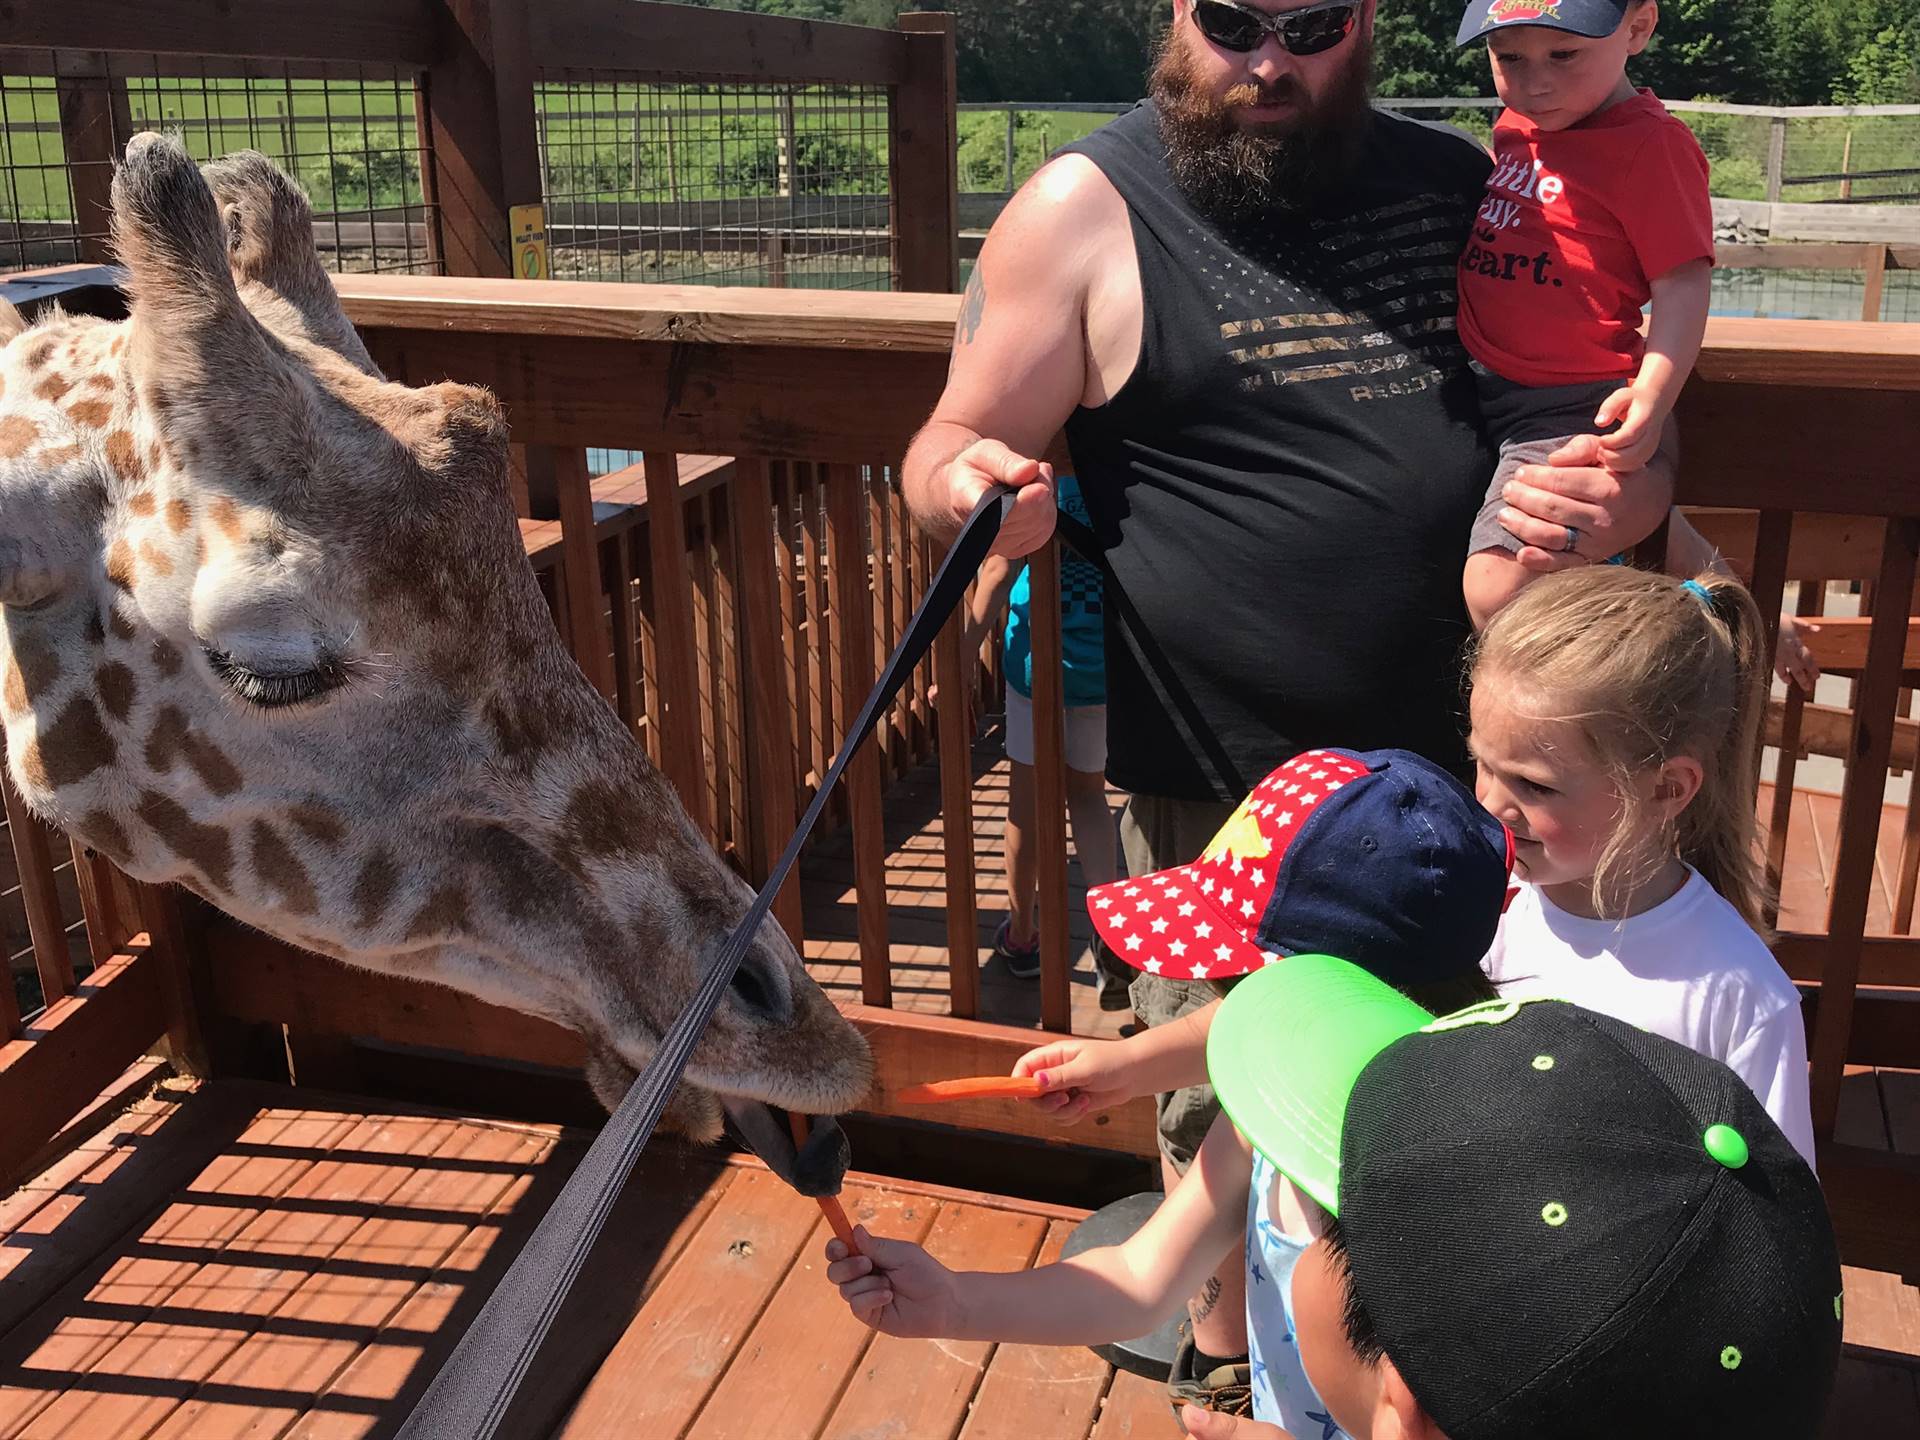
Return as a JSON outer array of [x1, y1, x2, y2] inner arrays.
[[1456, 0, 1715, 628]]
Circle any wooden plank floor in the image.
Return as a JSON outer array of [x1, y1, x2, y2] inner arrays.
[[0, 1081, 1186, 1440]]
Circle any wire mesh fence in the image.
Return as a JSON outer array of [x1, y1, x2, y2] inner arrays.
[[536, 72, 893, 290], [0, 55, 439, 276]]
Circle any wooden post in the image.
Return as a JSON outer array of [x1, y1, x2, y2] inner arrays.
[[731, 459, 805, 946], [644, 451, 713, 836], [423, 0, 542, 279], [1003, 106, 1015, 192], [1, 773, 72, 1006], [891, 12, 960, 294], [1840, 128, 1854, 202], [1026, 540, 1073, 1033], [53, 54, 132, 265], [545, 446, 616, 701], [934, 603, 980, 1020], [1809, 518, 1920, 1142], [1862, 244, 1889, 324], [826, 463, 892, 1007], [1765, 114, 1788, 207]]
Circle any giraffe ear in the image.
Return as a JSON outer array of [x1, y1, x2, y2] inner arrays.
[[112, 133, 245, 322], [202, 150, 382, 378]]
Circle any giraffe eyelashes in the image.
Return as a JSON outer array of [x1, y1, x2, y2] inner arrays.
[[204, 648, 348, 710]]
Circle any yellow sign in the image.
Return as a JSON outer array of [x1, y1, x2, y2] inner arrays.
[[509, 203, 548, 281]]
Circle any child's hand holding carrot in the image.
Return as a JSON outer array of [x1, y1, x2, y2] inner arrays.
[[825, 1227, 964, 1338]]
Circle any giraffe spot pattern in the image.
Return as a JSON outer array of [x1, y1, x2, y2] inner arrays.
[[84, 373, 113, 392], [9, 633, 60, 706], [137, 540, 175, 579], [84, 610, 106, 646], [134, 789, 233, 891], [1, 661, 23, 717], [405, 883, 472, 943], [352, 848, 399, 930], [106, 540, 136, 591], [210, 496, 245, 541], [82, 810, 133, 863], [34, 373, 71, 404], [150, 636, 183, 676], [250, 820, 319, 915], [128, 492, 157, 517], [106, 431, 146, 483], [107, 606, 137, 643], [95, 661, 136, 722], [165, 499, 191, 534], [289, 802, 348, 847], [37, 695, 116, 789], [0, 416, 39, 458], [39, 444, 81, 466], [67, 398, 112, 430], [144, 704, 244, 797], [562, 778, 647, 863]]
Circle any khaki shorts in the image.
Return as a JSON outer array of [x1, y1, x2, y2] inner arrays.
[[1120, 791, 1241, 1172]]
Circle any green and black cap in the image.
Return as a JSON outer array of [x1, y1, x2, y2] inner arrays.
[[1209, 956, 1843, 1439]]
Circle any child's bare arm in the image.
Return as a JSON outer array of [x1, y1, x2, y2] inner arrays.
[[827, 1111, 1253, 1343], [1012, 999, 1222, 1121], [1596, 258, 1712, 471]]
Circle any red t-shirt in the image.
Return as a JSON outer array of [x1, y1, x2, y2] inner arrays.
[[1458, 91, 1713, 386]]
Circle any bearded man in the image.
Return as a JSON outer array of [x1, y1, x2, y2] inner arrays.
[[899, 0, 1671, 1406]]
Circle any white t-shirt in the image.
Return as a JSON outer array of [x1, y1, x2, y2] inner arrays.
[[1484, 869, 1816, 1166]]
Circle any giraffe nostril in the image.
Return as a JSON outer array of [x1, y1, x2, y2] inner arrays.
[[727, 948, 790, 1024]]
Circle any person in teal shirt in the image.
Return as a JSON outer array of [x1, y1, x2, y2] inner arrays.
[[960, 476, 1127, 1009]]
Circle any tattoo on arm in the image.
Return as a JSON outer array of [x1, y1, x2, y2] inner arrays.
[[957, 267, 986, 346], [1190, 1274, 1225, 1327]]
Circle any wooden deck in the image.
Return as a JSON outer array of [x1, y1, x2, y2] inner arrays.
[[0, 1080, 1180, 1440]]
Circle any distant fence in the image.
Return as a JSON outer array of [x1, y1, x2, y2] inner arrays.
[[957, 98, 1920, 206], [0, 0, 959, 295]]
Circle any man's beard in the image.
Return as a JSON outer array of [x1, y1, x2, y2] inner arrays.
[[1150, 22, 1374, 224]]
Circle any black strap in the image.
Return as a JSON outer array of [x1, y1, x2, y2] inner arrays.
[[394, 486, 1011, 1440]]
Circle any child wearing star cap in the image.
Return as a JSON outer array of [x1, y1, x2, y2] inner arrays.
[[1453, 0, 1716, 629], [823, 747, 1519, 1437]]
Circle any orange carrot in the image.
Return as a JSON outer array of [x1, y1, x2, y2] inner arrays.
[[788, 1111, 859, 1252], [894, 1075, 1048, 1105]]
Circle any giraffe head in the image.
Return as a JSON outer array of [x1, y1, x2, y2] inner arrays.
[[0, 134, 870, 1163]]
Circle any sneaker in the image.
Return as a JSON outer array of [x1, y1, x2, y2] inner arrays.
[[992, 919, 1042, 979], [1092, 938, 1135, 1013], [1166, 1322, 1253, 1418]]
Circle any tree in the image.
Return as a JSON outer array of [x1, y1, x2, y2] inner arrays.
[[1629, 0, 1772, 101], [1373, 0, 1494, 99]]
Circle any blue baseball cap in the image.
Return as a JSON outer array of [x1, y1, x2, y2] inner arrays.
[[1456, 0, 1632, 45], [1088, 748, 1514, 989]]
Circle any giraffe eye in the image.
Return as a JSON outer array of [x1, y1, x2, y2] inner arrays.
[[205, 649, 346, 709]]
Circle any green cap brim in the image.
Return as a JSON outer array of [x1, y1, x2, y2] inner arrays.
[[1206, 955, 1434, 1216]]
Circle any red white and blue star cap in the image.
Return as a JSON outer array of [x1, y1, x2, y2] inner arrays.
[[1089, 748, 1514, 989]]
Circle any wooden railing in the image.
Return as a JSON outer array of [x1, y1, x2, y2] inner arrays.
[[3, 275, 1918, 1266]]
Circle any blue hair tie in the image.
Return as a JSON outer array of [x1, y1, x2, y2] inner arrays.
[[1681, 579, 1713, 606]]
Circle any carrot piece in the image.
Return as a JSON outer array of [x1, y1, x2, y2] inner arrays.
[[788, 1111, 859, 1252], [893, 1075, 1048, 1105]]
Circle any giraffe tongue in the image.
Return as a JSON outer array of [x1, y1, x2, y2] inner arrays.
[[720, 1097, 851, 1198]]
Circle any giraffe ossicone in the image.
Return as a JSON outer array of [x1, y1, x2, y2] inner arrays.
[[0, 134, 870, 1181]]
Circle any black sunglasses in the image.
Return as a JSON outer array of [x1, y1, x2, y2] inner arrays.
[[1190, 0, 1360, 56]]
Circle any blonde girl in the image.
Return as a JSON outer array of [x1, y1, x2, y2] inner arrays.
[[1469, 565, 1814, 1162]]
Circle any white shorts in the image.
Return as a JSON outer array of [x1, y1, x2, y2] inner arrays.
[[1005, 688, 1108, 774]]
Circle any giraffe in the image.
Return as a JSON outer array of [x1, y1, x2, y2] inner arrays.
[[0, 134, 871, 1176]]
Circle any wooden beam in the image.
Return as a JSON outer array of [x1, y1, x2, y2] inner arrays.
[[0, 944, 167, 1184], [0, 0, 439, 65], [934, 609, 981, 1021], [422, 0, 542, 280], [1773, 934, 1920, 989], [892, 12, 960, 294], [334, 273, 961, 353], [528, 2, 910, 86], [52, 59, 131, 266], [1675, 384, 1920, 514], [341, 328, 952, 462], [545, 446, 616, 700], [848, 1005, 1156, 1158], [1026, 540, 1073, 1034], [2, 766, 73, 1007]]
